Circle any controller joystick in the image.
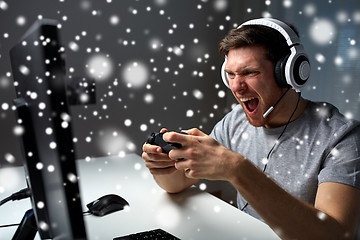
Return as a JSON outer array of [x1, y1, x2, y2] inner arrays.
[[146, 131, 188, 153]]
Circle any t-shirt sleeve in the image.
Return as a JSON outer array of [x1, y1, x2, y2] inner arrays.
[[210, 116, 227, 145], [209, 105, 239, 149], [318, 123, 360, 189]]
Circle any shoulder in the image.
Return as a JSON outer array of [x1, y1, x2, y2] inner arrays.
[[212, 104, 247, 132], [210, 104, 251, 143], [304, 101, 360, 134]]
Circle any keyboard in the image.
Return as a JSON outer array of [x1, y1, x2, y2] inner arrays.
[[113, 228, 181, 240]]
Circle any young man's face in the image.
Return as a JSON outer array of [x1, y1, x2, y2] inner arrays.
[[224, 46, 284, 128]]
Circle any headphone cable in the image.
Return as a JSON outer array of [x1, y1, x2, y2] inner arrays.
[[0, 188, 31, 206], [241, 92, 301, 211]]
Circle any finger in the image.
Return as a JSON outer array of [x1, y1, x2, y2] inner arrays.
[[184, 168, 194, 178], [174, 159, 190, 171], [143, 143, 163, 154], [142, 151, 172, 162], [160, 128, 168, 133], [145, 159, 176, 169], [163, 131, 188, 145], [168, 148, 185, 161], [184, 128, 206, 136]]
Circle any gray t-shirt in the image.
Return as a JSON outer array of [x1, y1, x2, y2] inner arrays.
[[210, 101, 360, 220]]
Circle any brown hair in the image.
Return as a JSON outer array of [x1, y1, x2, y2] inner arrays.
[[218, 24, 299, 67]]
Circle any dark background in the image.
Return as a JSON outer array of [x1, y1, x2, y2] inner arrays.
[[0, 0, 359, 174]]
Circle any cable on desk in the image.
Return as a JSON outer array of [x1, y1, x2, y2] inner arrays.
[[0, 188, 31, 230], [83, 210, 92, 216], [0, 188, 31, 206], [0, 223, 20, 228]]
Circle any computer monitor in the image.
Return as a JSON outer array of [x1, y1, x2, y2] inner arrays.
[[10, 19, 87, 239]]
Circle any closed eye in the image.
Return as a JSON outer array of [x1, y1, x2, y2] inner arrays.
[[226, 70, 259, 79], [227, 72, 236, 78], [243, 70, 260, 76]]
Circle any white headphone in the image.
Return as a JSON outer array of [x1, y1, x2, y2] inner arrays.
[[221, 18, 310, 92]]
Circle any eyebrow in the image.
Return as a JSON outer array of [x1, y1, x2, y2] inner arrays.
[[225, 66, 260, 75]]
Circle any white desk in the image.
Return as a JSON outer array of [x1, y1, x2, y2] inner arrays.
[[0, 154, 280, 240]]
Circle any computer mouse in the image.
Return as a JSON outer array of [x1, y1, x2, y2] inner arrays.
[[86, 194, 129, 217]]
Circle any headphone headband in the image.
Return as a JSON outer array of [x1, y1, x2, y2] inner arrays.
[[239, 18, 300, 46]]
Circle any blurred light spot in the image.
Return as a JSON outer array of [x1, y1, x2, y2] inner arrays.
[[317, 211, 327, 221], [0, 76, 10, 88], [49, 142, 57, 149], [38, 102, 46, 110], [334, 56, 343, 66], [30, 92, 37, 99], [124, 119, 132, 127], [149, 37, 162, 51], [345, 112, 353, 119], [213, 0, 227, 12], [315, 53, 326, 63], [45, 127, 53, 135], [134, 163, 142, 170], [19, 65, 30, 75], [36, 162, 44, 170], [309, 19, 336, 45], [213, 205, 221, 213], [69, 41, 79, 52], [86, 54, 114, 81], [193, 89, 204, 100], [13, 125, 24, 136], [186, 109, 194, 117], [140, 124, 148, 132], [241, 132, 249, 140], [16, 16, 26, 26], [283, 0, 292, 8], [109, 15, 120, 25], [144, 93, 154, 103], [353, 11, 360, 23], [199, 183, 207, 190], [336, 11, 348, 23], [98, 128, 132, 155], [38, 221, 49, 231], [0, 167, 22, 190], [154, 0, 167, 6], [122, 61, 149, 89], [0, 1, 8, 10], [1, 102, 9, 110], [4, 153, 15, 163], [67, 173, 78, 183], [37, 201, 45, 209], [218, 90, 225, 98], [47, 165, 55, 172], [348, 47, 358, 59]]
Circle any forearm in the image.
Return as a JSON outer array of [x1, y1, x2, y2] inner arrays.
[[153, 169, 198, 194], [230, 157, 353, 240]]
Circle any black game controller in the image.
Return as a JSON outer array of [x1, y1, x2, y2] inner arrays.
[[146, 131, 188, 153]]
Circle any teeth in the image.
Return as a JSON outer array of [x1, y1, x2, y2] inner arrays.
[[239, 97, 255, 102]]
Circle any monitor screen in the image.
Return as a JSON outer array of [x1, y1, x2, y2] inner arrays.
[[10, 19, 87, 239]]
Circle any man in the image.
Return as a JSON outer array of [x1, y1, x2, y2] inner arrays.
[[142, 18, 360, 239]]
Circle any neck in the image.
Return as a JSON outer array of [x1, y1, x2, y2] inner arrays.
[[264, 90, 308, 128]]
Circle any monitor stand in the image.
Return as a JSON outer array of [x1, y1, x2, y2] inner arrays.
[[12, 209, 38, 240]]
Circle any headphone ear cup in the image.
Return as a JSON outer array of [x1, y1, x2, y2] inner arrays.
[[274, 55, 291, 88], [221, 58, 230, 88], [292, 54, 310, 88]]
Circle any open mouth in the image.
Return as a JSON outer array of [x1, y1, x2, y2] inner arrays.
[[240, 97, 259, 113]]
